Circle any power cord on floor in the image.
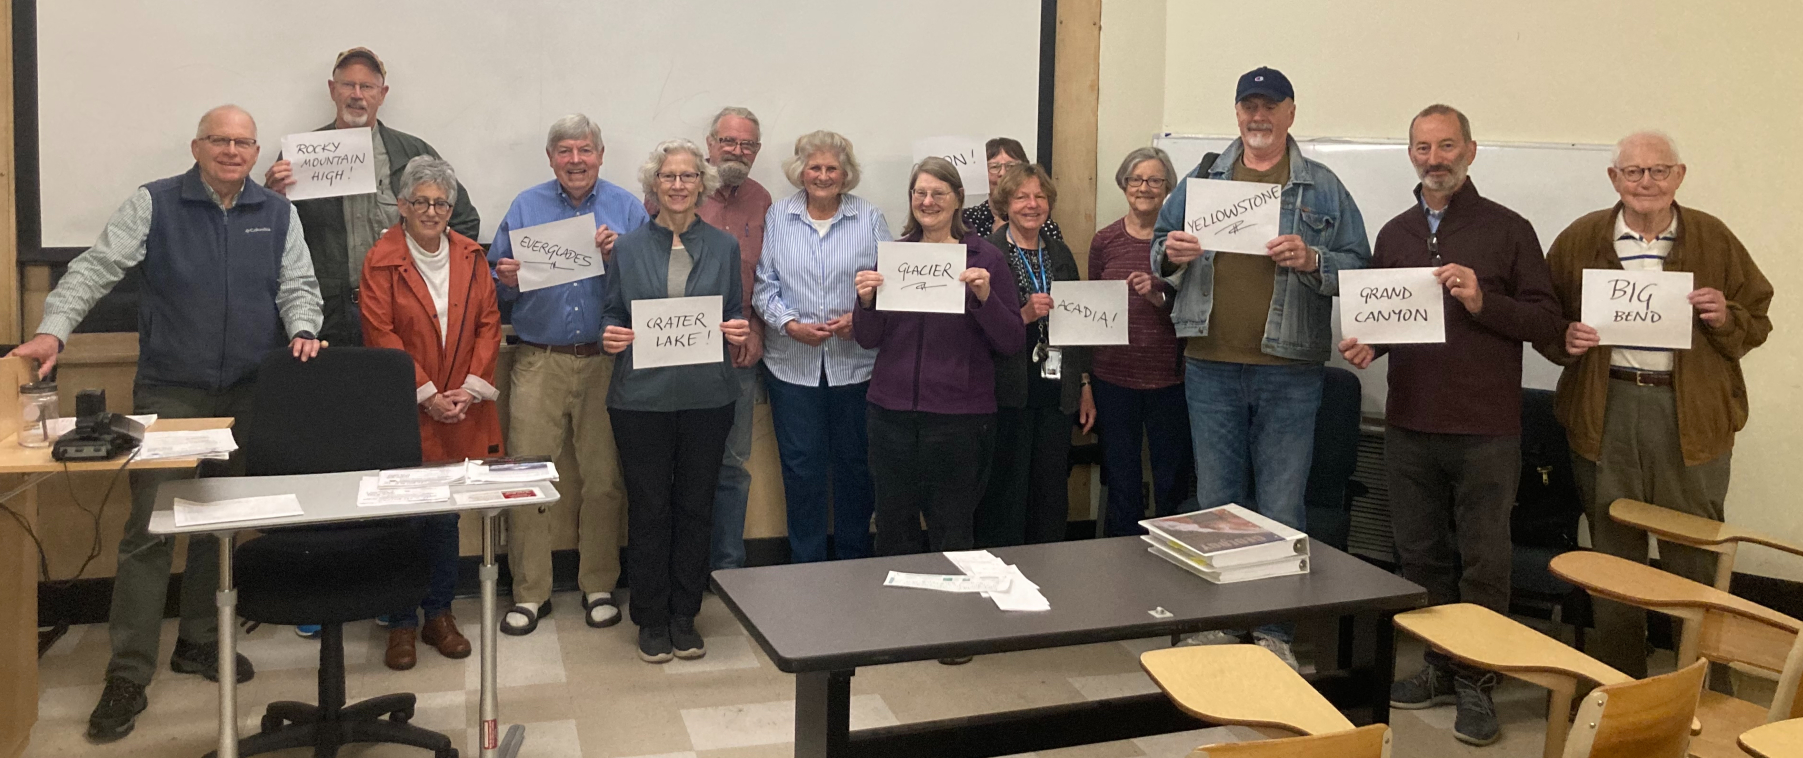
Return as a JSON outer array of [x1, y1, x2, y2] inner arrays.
[[0, 448, 139, 588]]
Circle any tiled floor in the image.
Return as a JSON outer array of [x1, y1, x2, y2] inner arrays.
[[23, 593, 1703, 758]]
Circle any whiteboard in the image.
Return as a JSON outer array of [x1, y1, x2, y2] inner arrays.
[[1155, 134, 1621, 415], [38, 0, 1042, 247]]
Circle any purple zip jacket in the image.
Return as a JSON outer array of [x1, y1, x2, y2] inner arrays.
[[853, 232, 1025, 415]]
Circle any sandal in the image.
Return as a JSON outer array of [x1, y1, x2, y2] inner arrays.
[[582, 593, 622, 629], [500, 599, 552, 636]]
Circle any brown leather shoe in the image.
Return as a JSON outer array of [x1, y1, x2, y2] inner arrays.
[[421, 613, 472, 659], [385, 628, 418, 671]]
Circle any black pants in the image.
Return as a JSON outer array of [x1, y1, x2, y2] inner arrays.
[[867, 405, 994, 556], [976, 403, 1073, 547], [611, 403, 735, 628]]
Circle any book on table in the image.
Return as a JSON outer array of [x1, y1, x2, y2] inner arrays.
[[1143, 539, 1309, 584], [1139, 503, 1309, 569]]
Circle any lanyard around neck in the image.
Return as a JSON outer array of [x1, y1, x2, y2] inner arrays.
[[1007, 228, 1050, 293]]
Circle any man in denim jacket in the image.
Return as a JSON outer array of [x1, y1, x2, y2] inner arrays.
[[1151, 67, 1370, 668]]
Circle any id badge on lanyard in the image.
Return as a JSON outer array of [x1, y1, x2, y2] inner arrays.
[[1039, 345, 1063, 380]]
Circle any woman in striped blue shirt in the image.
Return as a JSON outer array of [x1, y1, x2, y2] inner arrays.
[[753, 131, 893, 563]]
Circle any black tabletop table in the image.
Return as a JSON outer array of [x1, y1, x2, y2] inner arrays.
[[713, 537, 1427, 758]]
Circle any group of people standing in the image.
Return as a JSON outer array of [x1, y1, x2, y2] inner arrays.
[[19, 51, 1771, 751]]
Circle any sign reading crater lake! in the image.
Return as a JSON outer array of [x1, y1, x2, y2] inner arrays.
[[508, 213, 602, 292], [630, 295, 723, 369], [1338, 268, 1445, 345], [1581, 269, 1693, 350], [280, 127, 377, 201], [1183, 177, 1283, 256], [875, 241, 967, 314]]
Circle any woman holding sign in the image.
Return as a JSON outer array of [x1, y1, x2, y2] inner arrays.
[[358, 155, 498, 669], [853, 157, 1024, 564], [600, 139, 751, 664], [978, 164, 1090, 546]]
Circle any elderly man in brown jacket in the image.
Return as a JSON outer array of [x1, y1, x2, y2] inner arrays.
[[1541, 131, 1774, 679]]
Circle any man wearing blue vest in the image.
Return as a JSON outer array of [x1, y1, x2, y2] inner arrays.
[[9, 104, 323, 743]]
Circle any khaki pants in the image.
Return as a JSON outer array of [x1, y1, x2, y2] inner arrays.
[[505, 349, 627, 603]]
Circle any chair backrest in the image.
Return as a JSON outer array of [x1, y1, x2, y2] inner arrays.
[[239, 347, 423, 475], [1562, 658, 1706, 758], [1186, 724, 1390, 758], [1515, 388, 1582, 550], [1304, 366, 1361, 551]]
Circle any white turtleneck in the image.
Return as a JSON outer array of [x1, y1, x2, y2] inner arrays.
[[405, 229, 452, 345]]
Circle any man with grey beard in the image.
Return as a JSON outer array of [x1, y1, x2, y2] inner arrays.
[[1339, 104, 1562, 746]]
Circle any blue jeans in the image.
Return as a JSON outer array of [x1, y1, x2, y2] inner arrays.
[[1184, 358, 1324, 644], [766, 370, 876, 563], [392, 513, 460, 629], [711, 366, 758, 570], [1092, 379, 1195, 537]]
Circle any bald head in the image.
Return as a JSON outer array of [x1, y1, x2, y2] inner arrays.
[[196, 104, 256, 140], [1612, 130, 1681, 167], [190, 105, 260, 202]]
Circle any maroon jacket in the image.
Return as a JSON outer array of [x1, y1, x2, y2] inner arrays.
[[1374, 180, 1563, 437]]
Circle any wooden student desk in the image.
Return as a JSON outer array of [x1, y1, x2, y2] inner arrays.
[[0, 355, 232, 758]]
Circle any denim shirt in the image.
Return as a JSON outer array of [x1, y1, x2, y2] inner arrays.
[[1151, 137, 1371, 363]]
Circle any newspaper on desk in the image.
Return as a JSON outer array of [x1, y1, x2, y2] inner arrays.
[[356, 476, 450, 508], [137, 428, 239, 461], [376, 463, 468, 488], [171, 494, 303, 527], [882, 571, 1012, 593], [375, 460, 560, 489], [944, 550, 1051, 612]]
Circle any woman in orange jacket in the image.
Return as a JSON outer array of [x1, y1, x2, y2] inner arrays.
[[358, 155, 502, 671]]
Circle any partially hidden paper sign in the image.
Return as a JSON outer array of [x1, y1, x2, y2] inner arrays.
[[1183, 177, 1283, 255], [1049, 280, 1129, 346], [1582, 269, 1693, 350], [911, 136, 988, 197], [1338, 268, 1445, 345], [280, 127, 377, 201], [876, 241, 966, 314], [632, 295, 723, 368], [510, 213, 602, 291]]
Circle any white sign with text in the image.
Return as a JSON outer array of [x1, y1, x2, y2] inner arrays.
[[1183, 177, 1283, 256], [280, 127, 377, 201], [911, 136, 989, 197], [1049, 280, 1130, 346], [509, 213, 602, 291], [1582, 269, 1693, 350], [876, 242, 966, 314], [631, 295, 723, 369], [1339, 268, 1445, 344]]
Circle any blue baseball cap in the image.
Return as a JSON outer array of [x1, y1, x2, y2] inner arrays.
[[1235, 67, 1294, 103]]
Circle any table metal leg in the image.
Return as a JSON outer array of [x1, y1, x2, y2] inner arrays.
[[795, 669, 853, 758], [478, 509, 522, 758], [216, 530, 238, 758], [1369, 612, 1396, 726]]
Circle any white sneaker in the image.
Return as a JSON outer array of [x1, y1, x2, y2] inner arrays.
[[1177, 630, 1241, 647], [1254, 633, 1300, 672]]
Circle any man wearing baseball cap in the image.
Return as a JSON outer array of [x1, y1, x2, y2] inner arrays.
[[265, 47, 480, 348], [1151, 66, 1370, 670]]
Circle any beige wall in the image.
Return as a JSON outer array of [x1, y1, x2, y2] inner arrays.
[[1099, 0, 1803, 579]]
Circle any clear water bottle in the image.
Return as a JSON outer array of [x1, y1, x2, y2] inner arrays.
[[18, 380, 59, 448]]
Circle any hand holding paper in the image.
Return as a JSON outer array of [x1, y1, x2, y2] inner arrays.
[[510, 214, 603, 292], [1580, 269, 1693, 350], [280, 128, 377, 201], [1184, 177, 1283, 256], [876, 242, 966, 313], [631, 295, 724, 368], [1338, 268, 1445, 345], [1049, 280, 1130, 346]]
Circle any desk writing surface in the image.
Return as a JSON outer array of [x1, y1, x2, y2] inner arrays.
[[713, 538, 1427, 673], [0, 417, 235, 473], [147, 469, 560, 535]]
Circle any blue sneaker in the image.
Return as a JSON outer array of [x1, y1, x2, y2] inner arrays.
[[294, 625, 321, 639]]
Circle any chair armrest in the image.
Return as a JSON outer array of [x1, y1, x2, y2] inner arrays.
[[1549, 551, 1801, 633], [1739, 717, 1803, 758], [1394, 603, 1629, 687], [1141, 645, 1354, 736], [1611, 498, 1803, 559]]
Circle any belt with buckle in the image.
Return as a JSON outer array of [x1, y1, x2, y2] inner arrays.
[[1609, 367, 1673, 387], [520, 340, 603, 357]]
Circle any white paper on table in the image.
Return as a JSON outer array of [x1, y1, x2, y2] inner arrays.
[[1339, 268, 1446, 345], [509, 214, 602, 291], [45, 414, 156, 440], [943, 550, 1049, 611], [1183, 177, 1283, 256], [1581, 269, 1694, 350], [910, 136, 989, 197], [172, 494, 303, 527], [280, 128, 377, 201], [631, 295, 724, 369], [876, 242, 967, 314], [465, 460, 560, 484], [883, 571, 1012, 593], [137, 429, 239, 460], [453, 486, 548, 506], [356, 477, 450, 508], [377, 463, 468, 488], [1049, 280, 1130, 346]]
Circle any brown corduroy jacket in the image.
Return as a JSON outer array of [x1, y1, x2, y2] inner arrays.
[[1538, 203, 1773, 465]]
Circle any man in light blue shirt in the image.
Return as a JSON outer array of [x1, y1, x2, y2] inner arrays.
[[488, 114, 648, 635]]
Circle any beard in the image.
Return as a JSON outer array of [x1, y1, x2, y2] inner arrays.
[[718, 160, 750, 187], [1242, 127, 1276, 150], [340, 107, 370, 128], [1419, 163, 1469, 193]]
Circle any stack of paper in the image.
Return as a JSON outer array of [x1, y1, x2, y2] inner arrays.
[[356, 476, 450, 508], [373, 460, 561, 489], [172, 494, 303, 527], [376, 463, 468, 488], [465, 460, 560, 484], [882, 571, 1012, 593], [138, 429, 238, 461], [945, 550, 1050, 612], [1140, 504, 1310, 584]]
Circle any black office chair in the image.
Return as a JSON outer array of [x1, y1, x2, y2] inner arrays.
[[1305, 366, 1364, 552], [220, 347, 456, 758], [1509, 388, 1592, 647]]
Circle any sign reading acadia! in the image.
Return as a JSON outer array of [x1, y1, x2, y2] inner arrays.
[[1183, 177, 1283, 256]]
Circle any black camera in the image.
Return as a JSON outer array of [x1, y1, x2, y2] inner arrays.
[[50, 389, 145, 461]]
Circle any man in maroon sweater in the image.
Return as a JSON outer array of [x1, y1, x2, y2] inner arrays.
[[1339, 105, 1563, 746]]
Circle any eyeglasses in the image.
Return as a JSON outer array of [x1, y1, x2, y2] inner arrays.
[[1615, 164, 1678, 182], [986, 161, 1019, 176], [657, 171, 702, 186], [405, 198, 454, 214], [200, 135, 257, 151], [712, 137, 761, 152], [910, 189, 955, 202], [1125, 177, 1167, 189], [333, 80, 383, 95]]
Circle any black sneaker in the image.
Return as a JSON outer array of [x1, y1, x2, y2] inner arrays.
[[86, 676, 147, 743], [1452, 673, 1501, 746], [1390, 663, 1457, 709], [169, 638, 256, 683], [670, 617, 705, 660], [638, 625, 674, 663]]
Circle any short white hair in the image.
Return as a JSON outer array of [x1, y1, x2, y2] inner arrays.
[[638, 139, 720, 198], [1613, 130, 1683, 166], [546, 114, 603, 152], [195, 104, 255, 139], [781, 131, 862, 192], [707, 107, 760, 141], [400, 155, 459, 205]]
